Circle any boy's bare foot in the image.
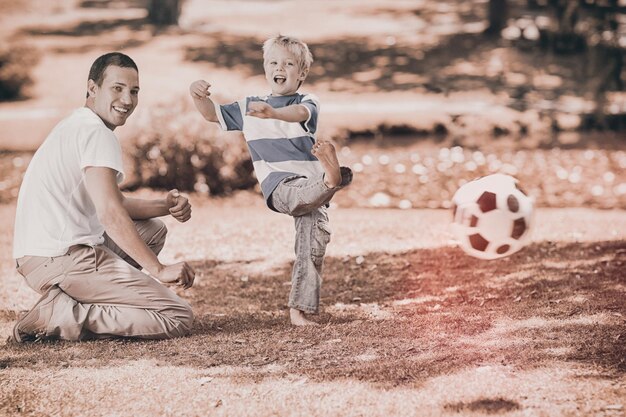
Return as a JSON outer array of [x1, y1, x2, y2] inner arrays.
[[312, 140, 342, 188], [290, 308, 319, 326]]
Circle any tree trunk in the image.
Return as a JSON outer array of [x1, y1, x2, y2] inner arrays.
[[486, 0, 508, 35], [147, 0, 181, 26]]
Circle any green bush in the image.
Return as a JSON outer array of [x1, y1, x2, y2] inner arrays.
[[0, 44, 39, 101], [122, 98, 257, 195]]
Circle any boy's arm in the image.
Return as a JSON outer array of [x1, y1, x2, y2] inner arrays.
[[190, 80, 218, 123], [247, 101, 309, 123]]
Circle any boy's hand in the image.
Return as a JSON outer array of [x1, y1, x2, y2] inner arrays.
[[247, 101, 276, 119], [190, 80, 211, 99], [166, 189, 192, 223]]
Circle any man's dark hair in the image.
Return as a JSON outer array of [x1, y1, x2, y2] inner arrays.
[[86, 52, 138, 98]]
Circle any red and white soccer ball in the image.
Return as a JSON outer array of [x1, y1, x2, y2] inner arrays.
[[451, 174, 534, 260]]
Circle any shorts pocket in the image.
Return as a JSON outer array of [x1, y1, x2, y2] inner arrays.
[[311, 219, 331, 266]]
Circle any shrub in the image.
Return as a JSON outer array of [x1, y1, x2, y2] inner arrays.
[[122, 97, 257, 195], [0, 44, 39, 101]]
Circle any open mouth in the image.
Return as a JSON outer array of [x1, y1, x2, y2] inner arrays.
[[273, 75, 286, 85], [113, 106, 129, 115]]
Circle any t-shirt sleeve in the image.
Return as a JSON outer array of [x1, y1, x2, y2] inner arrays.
[[299, 94, 319, 134], [79, 127, 125, 183], [216, 100, 244, 131]]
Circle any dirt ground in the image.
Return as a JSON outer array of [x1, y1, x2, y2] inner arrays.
[[0, 197, 625, 417], [1, 0, 625, 416]]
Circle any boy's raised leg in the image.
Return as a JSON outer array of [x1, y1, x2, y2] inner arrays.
[[312, 140, 342, 188]]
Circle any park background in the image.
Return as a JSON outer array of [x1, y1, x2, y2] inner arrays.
[[0, 0, 625, 416]]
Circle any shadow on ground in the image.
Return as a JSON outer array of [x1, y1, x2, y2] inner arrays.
[[184, 31, 626, 132], [184, 32, 502, 93], [2, 240, 624, 387], [183, 30, 598, 103]]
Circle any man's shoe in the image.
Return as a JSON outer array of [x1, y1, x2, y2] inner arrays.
[[10, 310, 46, 343], [9, 287, 61, 343]]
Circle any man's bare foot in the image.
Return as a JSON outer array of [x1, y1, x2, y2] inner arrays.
[[290, 308, 319, 326], [312, 140, 342, 188]]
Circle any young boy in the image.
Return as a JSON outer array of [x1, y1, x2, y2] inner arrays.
[[190, 35, 352, 326]]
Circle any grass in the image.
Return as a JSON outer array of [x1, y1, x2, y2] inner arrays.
[[0, 0, 625, 414], [1, 202, 625, 416]]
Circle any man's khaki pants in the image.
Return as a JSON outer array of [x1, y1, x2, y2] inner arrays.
[[15, 219, 194, 341]]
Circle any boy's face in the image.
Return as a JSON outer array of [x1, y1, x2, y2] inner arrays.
[[88, 65, 139, 131], [263, 45, 306, 96]]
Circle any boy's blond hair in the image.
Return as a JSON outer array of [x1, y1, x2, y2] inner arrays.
[[262, 35, 314, 75]]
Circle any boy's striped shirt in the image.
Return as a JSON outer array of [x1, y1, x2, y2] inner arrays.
[[216, 93, 324, 210]]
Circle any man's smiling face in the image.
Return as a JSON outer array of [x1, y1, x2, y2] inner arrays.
[[87, 65, 139, 130], [263, 45, 306, 96]]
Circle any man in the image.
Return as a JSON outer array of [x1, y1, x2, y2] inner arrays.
[[10, 52, 195, 342]]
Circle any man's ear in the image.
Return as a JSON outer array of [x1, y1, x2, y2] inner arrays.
[[87, 79, 97, 98]]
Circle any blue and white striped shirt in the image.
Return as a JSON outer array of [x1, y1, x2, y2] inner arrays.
[[216, 93, 324, 210]]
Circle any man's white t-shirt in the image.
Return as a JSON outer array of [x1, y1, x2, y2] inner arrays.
[[13, 107, 125, 259]]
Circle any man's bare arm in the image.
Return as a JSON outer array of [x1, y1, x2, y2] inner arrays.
[[84, 167, 194, 287], [122, 191, 191, 223]]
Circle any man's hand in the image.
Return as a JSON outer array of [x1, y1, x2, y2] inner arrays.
[[156, 262, 195, 289], [190, 80, 211, 99], [247, 101, 276, 119], [166, 189, 192, 223]]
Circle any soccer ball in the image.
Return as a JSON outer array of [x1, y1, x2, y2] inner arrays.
[[451, 174, 533, 260]]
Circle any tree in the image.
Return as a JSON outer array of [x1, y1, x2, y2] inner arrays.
[[506, 0, 624, 128], [486, 0, 508, 36], [545, 0, 623, 128], [147, 0, 182, 26]]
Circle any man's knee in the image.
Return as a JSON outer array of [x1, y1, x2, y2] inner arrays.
[[140, 218, 168, 253], [150, 218, 168, 242], [168, 300, 194, 338], [179, 302, 194, 334]]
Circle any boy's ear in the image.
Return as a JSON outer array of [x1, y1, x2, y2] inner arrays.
[[298, 68, 309, 81]]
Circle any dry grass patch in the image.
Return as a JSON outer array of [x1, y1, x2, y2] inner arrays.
[[2, 240, 624, 384], [0, 205, 624, 415]]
